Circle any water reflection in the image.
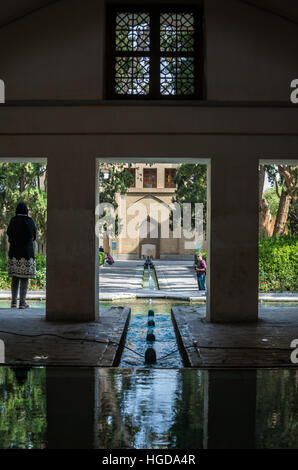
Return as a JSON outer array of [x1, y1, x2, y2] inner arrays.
[[256, 369, 298, 449], [0, 367, 298, 449], [97, 369, 204, 449], [0, 367, 46, 448]]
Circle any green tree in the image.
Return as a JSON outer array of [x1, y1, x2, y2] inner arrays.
[[98, 164, 134, 243], [263, 188, 280, 218], [0, 163, 47, 252], [98, 164, 134, 207], [266, 165, 298, 236], [171, 164, 207, 230]]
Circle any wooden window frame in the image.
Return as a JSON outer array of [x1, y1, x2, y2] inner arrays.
[[165, 168, 176, 188], [143, 168, 157, 188], [106, 4, 204, 100]]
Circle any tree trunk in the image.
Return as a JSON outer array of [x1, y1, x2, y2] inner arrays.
[[258, 167, 272, 237], [259, 166, 265, 202], [259, 198, 274, 237], [43, 168, 48, 190], [19, 174, 25, 193], [273, 190, 291, 236]]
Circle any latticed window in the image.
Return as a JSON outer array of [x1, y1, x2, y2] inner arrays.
[[106, 6, 203, 99], [143, 168, 157, 188], [165, 168, 176, 188]]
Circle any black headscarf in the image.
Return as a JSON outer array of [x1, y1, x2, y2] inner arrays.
[[16, 202, 29, 216]]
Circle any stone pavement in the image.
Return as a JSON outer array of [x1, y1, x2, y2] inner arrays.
[[99, 260, 144, 296], [172, 304, 298, 367], [98, 259, 206, 301], [0, 306, 130, 366], [154, 261, 201, 297]]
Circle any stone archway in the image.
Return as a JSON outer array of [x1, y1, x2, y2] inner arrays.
[[139, 215, 160, 259]]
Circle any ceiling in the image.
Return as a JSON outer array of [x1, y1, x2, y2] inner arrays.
[[238, 0, 298, 24], [0, 0, 298, 28], [0, 0, 60, 27]]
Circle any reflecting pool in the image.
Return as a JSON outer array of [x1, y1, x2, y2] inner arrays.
[[0, 367, 298, 449]]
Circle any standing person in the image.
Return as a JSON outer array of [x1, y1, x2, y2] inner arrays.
[[7, 202, 37, 309], [195, 253, 206, 291]]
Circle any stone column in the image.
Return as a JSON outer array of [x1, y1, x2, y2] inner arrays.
[[46, 368, 98, 449], [207, 155, 259, 322], [203, 370, 257, 449], [46, 149, 98, 321]]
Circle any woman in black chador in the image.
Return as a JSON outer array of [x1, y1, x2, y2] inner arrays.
[[7, 202, 37, 309]]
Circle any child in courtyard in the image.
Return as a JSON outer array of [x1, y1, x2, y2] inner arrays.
[[106, 252, 114, 265]]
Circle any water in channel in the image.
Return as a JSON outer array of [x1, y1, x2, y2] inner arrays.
[[118, 265, 184, 367], [100, 299, 190, 368], [142, 265, 159, 290]]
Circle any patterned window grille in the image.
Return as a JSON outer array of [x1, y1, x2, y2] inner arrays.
[[165, 168, 176, 188], [143, 168, 157, 188], [106, 6, 203, 99]]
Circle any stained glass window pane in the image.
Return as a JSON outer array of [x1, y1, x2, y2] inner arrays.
[[116, 12, 150, 51]]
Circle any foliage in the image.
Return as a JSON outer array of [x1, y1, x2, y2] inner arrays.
[[263, 188, 280, 218], [35, 253, 46, 270], [256, 370, 298, 448], [0, 367, 47, 449], [259, 235, 298, 292], [99, 164, 134, 206], [98, 164, 134, 236], [288, 197, 298, 236], [194, 250, 206, 264], [0, 163, 47, 248], [114, 13, 196, 96], [0, 271, 10, 290], [0, 232, 7, 257], [264, 164, 298, 236], [172, 164, 207, 230]]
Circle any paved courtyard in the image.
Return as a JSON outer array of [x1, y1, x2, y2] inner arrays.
[[99, 260, 204, 300]]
